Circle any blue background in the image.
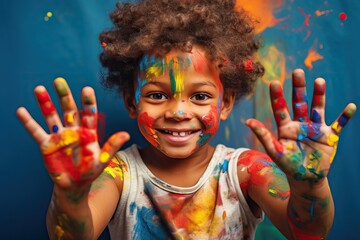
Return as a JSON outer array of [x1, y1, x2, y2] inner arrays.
[[1, 0, 359, 239]]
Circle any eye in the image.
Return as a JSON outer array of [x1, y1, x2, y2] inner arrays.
[[191, 93, 211, 101], [147, 92, 168, 100]]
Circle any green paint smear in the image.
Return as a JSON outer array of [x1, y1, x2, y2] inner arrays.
[[58, 214, 86, 235], [197, 133, 211, 146], [65, 189, 87, 205]]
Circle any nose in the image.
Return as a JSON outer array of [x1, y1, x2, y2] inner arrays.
[[164, 101, 194, 121]]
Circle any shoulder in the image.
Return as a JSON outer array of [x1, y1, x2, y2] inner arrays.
[[237, 149, 273, 167], [236, 148, 289, 201], [234, 149, 274, 217], [236, 149, 271, 189]]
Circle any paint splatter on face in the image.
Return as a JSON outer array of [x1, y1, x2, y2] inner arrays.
[[197, 105, 221, 147], [135, 48, 224, 158], [137, 54, 191, 103], [138, 112, 160, 148]]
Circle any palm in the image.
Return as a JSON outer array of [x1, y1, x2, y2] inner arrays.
[[40, 127, 102, 187], [247, 69, 356, 183], [276, 122, 335, 182], [17, 77, 129, 189]]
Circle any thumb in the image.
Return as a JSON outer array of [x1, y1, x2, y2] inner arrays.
[[246, 118, 283, 158], [99, 131, 130, 165]]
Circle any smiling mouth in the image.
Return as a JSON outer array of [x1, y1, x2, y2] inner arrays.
[[157, 129, 201, 137]]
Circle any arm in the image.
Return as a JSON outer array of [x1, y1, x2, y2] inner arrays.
[[237, 150, 333, 239], [243, 69, 356, 239], [16, 78, 129, 239], [46, 157, 124, 240]]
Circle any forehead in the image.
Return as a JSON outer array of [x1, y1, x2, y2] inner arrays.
[[139, 47, 215, 76]]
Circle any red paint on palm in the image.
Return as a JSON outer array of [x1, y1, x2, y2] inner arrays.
[[42, 128, 98, 182]]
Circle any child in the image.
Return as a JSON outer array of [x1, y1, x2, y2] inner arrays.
[[16, 0, 357, 239]]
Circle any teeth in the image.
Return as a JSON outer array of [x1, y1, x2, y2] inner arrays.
[[163, 130, 191, 137]]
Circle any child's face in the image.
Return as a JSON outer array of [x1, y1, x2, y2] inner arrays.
[[131, 46, 232, 158]]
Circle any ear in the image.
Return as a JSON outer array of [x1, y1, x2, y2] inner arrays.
[[123, 91, 137, 119], [220, 92, 235, 121]]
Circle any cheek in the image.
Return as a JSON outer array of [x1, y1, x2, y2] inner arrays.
[[201, 105, 220, 133], [200, 106, 220, 142], [137, 112, 160, 147], [196, 105, 220, 146]]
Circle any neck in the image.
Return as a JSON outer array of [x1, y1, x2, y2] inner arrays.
[[139, 144, 215, 187]]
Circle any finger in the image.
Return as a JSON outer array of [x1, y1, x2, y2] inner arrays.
[[246, 119, 284, 158], [54, 77, 80, 127], [16, 107, 48, 144], [81, 87, 98, 130], [34, 86, 63, 133], [331, 103, 357, 135], [270, 81, 292, 128], [292, 69, 309, 122], [310, 78, 326, 124], [99, 132, 130, 165]]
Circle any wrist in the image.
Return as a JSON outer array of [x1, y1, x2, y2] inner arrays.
[[287, 176, 328, 192], [53, 184, 92, 207]]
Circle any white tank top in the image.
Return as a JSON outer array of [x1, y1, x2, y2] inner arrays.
[[108, 144, 263, 239]]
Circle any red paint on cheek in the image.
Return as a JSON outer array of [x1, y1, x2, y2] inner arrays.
[[201, 105, 219, 134], [138, 112, 159, 147], [138, 112, 155, 129], [36, 91, 56, 116]]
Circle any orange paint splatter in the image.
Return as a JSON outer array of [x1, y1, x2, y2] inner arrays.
[[235, 0, 285, 33], [315, 9, 333, 17], [304, 49, 324, 70]]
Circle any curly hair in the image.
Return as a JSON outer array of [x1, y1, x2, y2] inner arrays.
[[99, 0, 264, 101]]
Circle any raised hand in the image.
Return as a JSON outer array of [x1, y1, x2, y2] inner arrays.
[[17, 78, 129, 189], [246, 69, 356, 183]]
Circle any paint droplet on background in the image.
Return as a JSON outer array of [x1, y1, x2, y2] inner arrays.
[[339, 12, 347, 21], [44, 11, 53, 21]]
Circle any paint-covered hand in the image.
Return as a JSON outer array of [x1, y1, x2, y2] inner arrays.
[[16, 78, 129, 189], [246, 69, 356, 183]]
